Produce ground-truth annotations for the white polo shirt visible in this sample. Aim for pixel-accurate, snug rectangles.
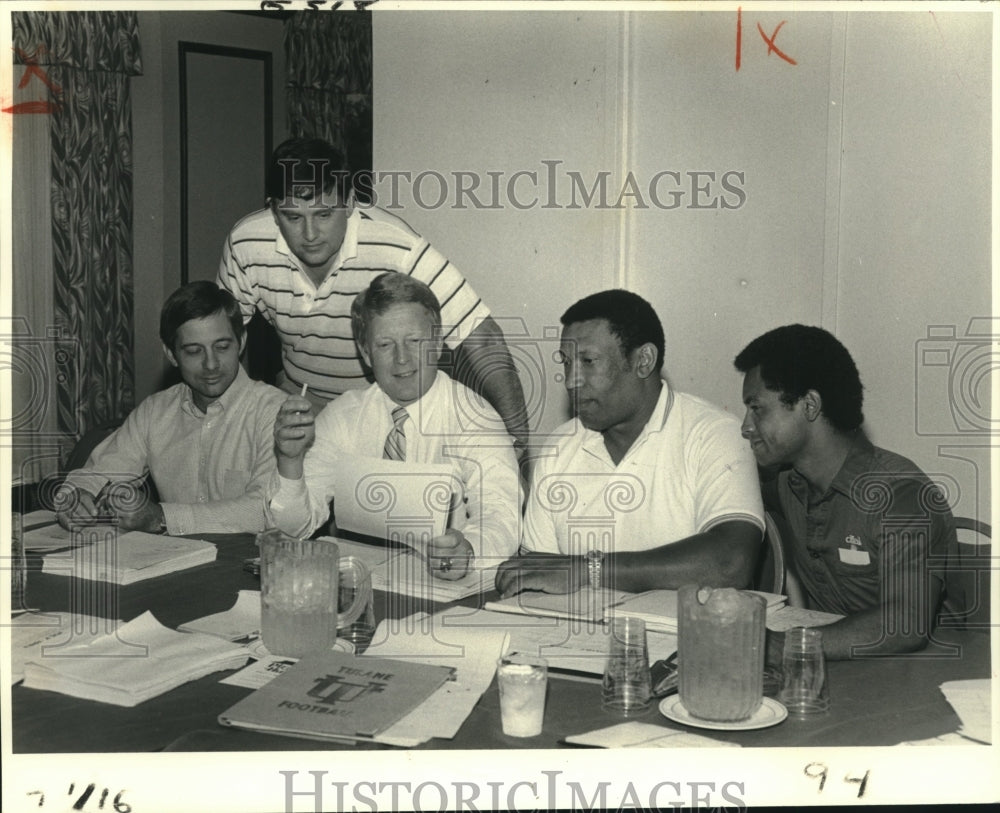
[522,382,764,554]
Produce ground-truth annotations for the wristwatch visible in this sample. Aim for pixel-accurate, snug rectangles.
[586,549,604,590]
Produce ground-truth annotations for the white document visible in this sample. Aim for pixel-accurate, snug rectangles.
[485,587,634,623]
[21,610,248,706]
[18,509,58,529]
[940,679,993,744]
[178,590,261,641]
[565,722,740,748]
[23,521,79,551]
[331,453,454,555]
[766,605,844,631]
[41,531,216,584]
[320,536,495,601]
[220,654,299,689]
[436,606,676,676]
[361,607,510,746]
[10,612,121,683]
[316,536,394,571]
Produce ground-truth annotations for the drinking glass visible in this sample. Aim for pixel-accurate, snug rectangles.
[337,564,376,652]
[602,616,652,716]
[497,652,548,737]
[778,627,830,715]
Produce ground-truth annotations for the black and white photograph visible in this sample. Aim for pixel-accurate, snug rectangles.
[2,1,996,811]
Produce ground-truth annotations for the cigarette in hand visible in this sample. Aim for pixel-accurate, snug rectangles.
[300,383,308,397]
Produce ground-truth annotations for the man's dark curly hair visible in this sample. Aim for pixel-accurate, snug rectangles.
[561,289,665,372]
[734,324,864,431]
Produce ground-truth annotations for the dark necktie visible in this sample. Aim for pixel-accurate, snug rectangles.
[382,406,408,461]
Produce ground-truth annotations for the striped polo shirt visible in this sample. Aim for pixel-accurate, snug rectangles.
[218,205,491,402]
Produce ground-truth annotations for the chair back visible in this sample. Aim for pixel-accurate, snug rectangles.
[753,511,785,595]
[940,516,992,629]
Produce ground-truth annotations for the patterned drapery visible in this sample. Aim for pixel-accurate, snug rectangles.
[12,12,142,463]
[285,11,372,192]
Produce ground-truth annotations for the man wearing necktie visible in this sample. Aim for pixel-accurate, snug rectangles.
[268,273,521,579]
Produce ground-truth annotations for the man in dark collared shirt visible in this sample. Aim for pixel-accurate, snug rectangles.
[735,324,960,660]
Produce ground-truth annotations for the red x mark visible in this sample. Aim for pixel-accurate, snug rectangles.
[2,46,63,114]
[757,20,798,66]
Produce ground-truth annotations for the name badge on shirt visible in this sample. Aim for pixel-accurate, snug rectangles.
[838,547,871,566]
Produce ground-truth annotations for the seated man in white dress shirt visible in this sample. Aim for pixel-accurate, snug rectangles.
[56,282,285,535]
[495,289,764,598]
[268,273,521,580]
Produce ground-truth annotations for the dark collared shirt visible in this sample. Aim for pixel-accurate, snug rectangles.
[770,433,958,617]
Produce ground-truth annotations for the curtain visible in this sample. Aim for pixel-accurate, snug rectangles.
[285,12,372,195]
[10,11,142,483]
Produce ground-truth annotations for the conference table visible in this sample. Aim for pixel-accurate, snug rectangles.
[10,532,992,753]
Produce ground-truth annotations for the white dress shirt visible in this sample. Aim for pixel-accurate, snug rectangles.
[65,367,284,534]
[268,372,521,566]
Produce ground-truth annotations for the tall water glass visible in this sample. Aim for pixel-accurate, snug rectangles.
[497,653,548,737]
[778,627,830,715]
[602,616,652,715]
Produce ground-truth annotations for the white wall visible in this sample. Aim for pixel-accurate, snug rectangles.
[132,11,286,402]
[835,11,992,522]
[373,11,625,436]
[373,8,991,521]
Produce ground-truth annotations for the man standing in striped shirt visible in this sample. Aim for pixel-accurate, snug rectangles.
[218,138,528,462]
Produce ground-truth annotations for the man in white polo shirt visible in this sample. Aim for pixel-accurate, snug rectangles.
[218,138,528,461]
[495,289,764,597]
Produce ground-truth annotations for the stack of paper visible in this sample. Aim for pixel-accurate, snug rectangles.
[940,679,992,744]
[179,590,261,641]
[484,587,634,623]
[326,537,497,602]
[605,589,787,633]
[11,612,121,684]
[765,605,843,631]
[19,509,58,529]
[218,650,455,742]
[42,531,217,585]
[449,607,676,676]
[21,611,248,706]
[23,521,78,552]
[360,607,511,745]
